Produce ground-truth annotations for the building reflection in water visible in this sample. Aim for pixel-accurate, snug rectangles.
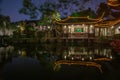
[54,45,113,74]
[0,44,117,80]
[62,46,112,61]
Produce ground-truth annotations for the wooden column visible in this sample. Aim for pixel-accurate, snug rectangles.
[99,27,101,37]
[88,25,90,43]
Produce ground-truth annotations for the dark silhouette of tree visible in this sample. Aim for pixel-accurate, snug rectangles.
[71,7,97,18]
[96,2,111,17]
[19,0,38,19]
[0,15,10,29]
[19,0,91,19]
[96,2,120,18]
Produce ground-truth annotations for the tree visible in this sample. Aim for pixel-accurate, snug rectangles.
[0,15,12,37]
[0,15,11,29]
[96,2,111,17]
[71,8,97,18]
[37,11,61,26]
[20,0,91,19]
[19,0,38,19]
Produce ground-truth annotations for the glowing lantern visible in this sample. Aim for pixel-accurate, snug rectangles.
[107,0,120,10]
[21,50,26,57]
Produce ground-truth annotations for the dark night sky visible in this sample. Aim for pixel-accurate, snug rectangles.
[0,0,106,22]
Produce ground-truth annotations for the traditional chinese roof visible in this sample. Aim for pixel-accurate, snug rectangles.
[55,10,120,28]
[55,12,105,25]
[94,18,120,27]
[107,0,120,10]
[111,12,120,18]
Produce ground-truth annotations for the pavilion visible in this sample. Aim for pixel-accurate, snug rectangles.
[54,11,120,42]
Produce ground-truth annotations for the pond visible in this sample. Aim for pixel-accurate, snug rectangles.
[0,43,120,80]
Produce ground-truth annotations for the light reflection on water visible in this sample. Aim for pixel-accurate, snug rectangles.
[0,44,120,80]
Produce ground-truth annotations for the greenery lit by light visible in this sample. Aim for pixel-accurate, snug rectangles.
[70,9,96,18]
[76,28,83,32]
[71,13,80,17]
[53,12,61,21]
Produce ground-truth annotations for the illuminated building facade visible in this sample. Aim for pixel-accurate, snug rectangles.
[54,12,120,41]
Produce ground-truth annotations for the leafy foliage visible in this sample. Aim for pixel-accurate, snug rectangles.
[37,11,61,25]
[0,15,11,29]
[70,8,97,18]
[96,2,111,17]
[19,0,113,26]
[19,0,38,18]
[20,0,91,19]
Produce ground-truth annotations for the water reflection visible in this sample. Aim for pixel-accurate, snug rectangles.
[62,45,112,61]
[0,44,120,80]
[0,46,14,64]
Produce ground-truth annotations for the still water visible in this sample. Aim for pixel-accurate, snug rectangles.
[0,43,120,80]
